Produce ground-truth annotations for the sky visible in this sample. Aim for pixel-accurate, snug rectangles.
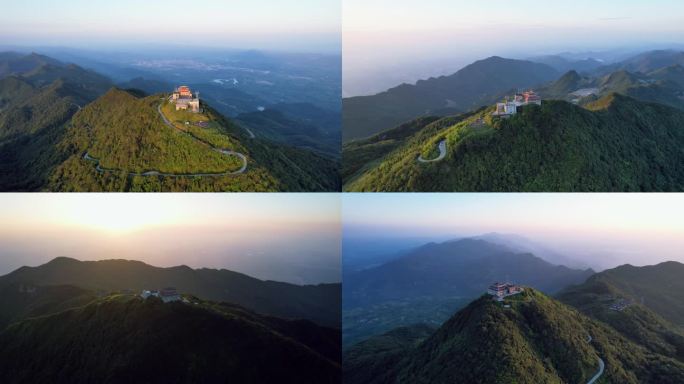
[0,0,341,53]
[344,0,684,96]
[342,193,684,271]
[0,194,341,285]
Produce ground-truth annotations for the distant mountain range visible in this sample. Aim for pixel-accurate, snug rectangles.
[343,238,593,348]
[344,238,593,308]
[342,49,684,192]
[119,76,341,157]
[0,257,341,382]
[0,52,340,191]
[345,261,684,384]
[342,56,559,142]
[527,54,604,74]
[0,257,340,328]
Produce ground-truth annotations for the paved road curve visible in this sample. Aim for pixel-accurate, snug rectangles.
[82,104,248,178]
[585,334,606,384]
[83,151,245,177]
[417,139,447,163]
[156,103,248,173]
[587,357,605,384]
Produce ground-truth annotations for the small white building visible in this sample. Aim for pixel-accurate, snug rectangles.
[160,287,181,303]
[141,289,160,299]
[487,282,524,301]
[492,90,542,117]
[494,101,519,117]
[171,85,201,113]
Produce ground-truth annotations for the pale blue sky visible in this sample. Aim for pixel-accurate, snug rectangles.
[344,0,684,95]
[342,193,684,268]
[1,0,340,52]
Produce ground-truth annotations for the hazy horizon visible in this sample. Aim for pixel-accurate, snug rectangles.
[1,0,340,54]
[0,194,341,285]
[344,0,684,96]
[342,194,684,271]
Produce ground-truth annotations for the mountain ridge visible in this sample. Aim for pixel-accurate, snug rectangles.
[345,287,684,384]
[343,56,559,141]
[0,256,341,328]
[0,53,340,192]
[344,93,684,191]
[0,293,341,383]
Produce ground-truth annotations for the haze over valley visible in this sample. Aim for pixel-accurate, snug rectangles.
[0,192,342,382]
[0,194,341,285]
[343,193,684,271]
[342,1,684,193]
[344,0,684,96]
[343,193,684,383]
[0,1,341,192]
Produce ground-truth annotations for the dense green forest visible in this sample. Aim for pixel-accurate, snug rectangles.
[0,294,341,383]
[344,94,684,191]
[0,59,112,190]
[343,239,593,349]
[0,256,342,383]
[46,89,340,192]
[345,288,684,384]
[343,50,684,192]
[558,262,684,362]
[0,53,340,192]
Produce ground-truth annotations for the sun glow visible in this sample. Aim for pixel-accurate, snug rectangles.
[52,194,186,234]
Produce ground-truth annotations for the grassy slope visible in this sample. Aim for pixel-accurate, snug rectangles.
[0,283,97,330]
[0,295,341,384]
[67,90,243,173]
[343,324,436,384]
[345,94,684,191]
[346,289,684,384]
[47,89,340,192]
[558,274,684,362]
[593,262,684,325]
[342,239,593,350]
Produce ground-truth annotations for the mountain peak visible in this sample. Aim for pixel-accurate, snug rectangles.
[101,86,141,100]
[46,256,80,265]
[561,69,580,79]
[374,288,602,383]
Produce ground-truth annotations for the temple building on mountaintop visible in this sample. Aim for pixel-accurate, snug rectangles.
[171,85,200,113]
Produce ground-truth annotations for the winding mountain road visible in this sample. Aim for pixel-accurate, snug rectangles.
[587,358,605,384]
[82,104,248,178]
[83,151,246,178]
[585,334,605,384]
[156,103,248,172]
[417,140,447,163]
